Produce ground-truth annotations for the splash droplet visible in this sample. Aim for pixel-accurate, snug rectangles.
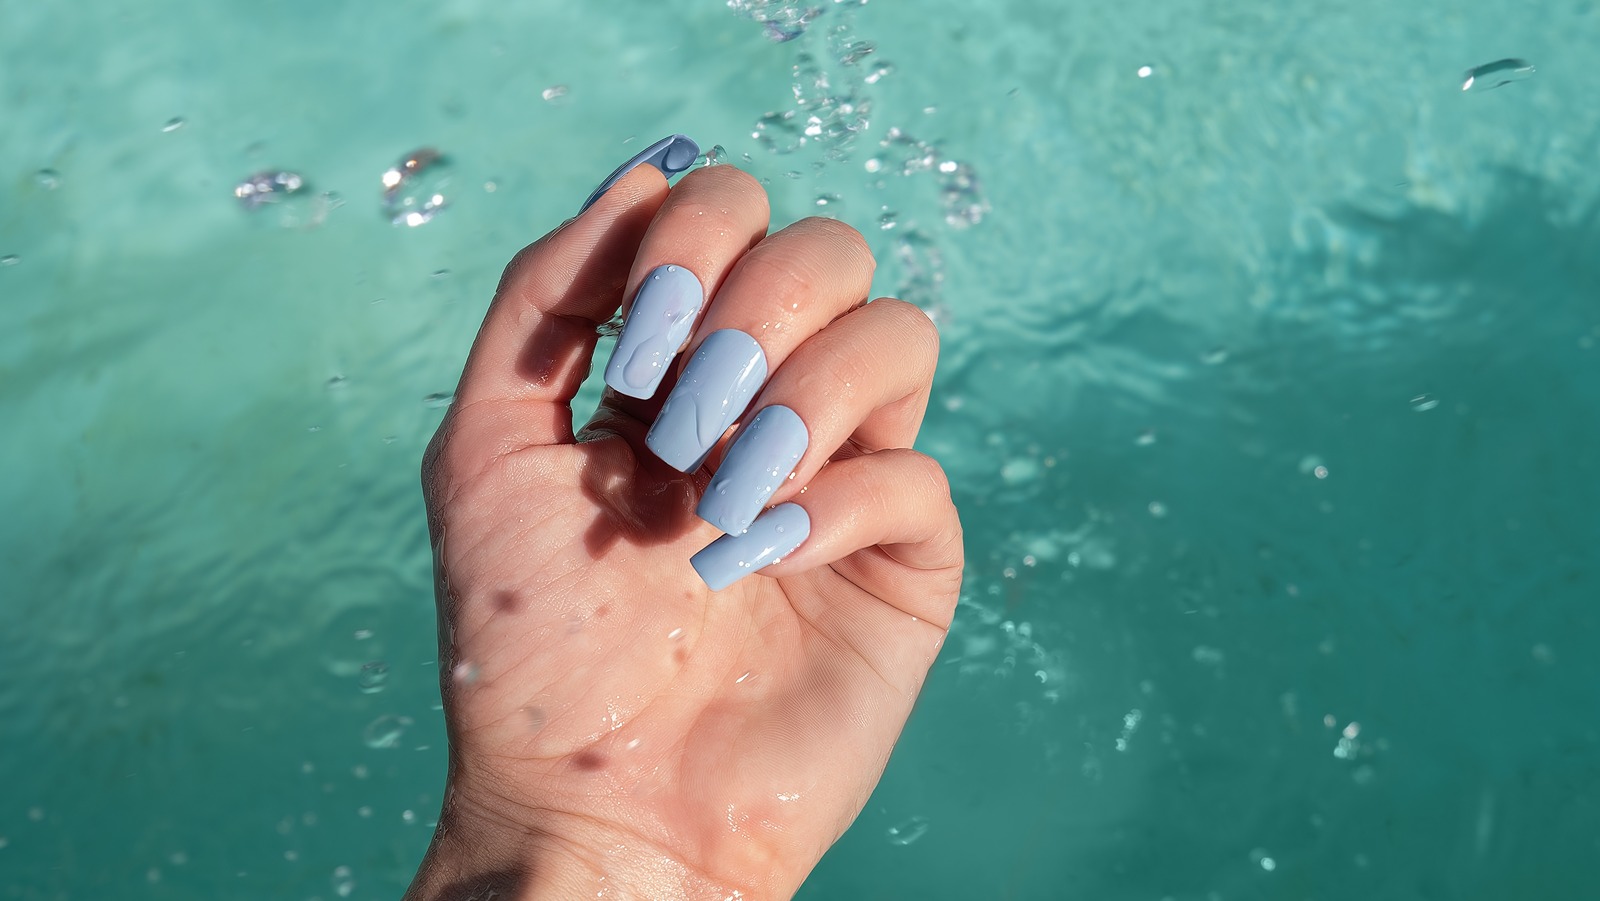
[1461,58,1534,92]
[886,815,930,846]
[357,661,389,694]
[362,714,412,749]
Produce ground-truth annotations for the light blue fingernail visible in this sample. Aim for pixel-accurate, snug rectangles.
[645,330,768,472]
[604,265,705,399]
[697,405,808,535]
[691,503,811,591]
[578,134,699,213]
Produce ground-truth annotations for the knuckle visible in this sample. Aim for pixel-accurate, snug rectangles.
[872,297,940,363]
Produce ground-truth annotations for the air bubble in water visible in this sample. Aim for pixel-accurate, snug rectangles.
[381,147,450,227]
[423,392,453,409]
[1137,65,1155,78]
[357,661,389,694]
[234,170,305,210]
[362,714,412,749]
[815,193,841,206]
[162,117,186,133]
[34,169,61,189]
[541,85,568,101]
[331,864,355,897]
[1410,394,1440,412]
[0,254,18,266]
[877,211,898,230]
[886,816,929,846]
[1461,58,1534,92]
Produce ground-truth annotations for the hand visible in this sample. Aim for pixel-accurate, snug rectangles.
[405,157,962,900]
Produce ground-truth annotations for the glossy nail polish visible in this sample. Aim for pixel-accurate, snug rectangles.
[603,265,705,399]
[690,503,811,591]
[579,134,699,213]
[645,330,767,472]
[697,405,808,535]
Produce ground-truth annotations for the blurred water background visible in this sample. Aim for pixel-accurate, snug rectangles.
[2,0,1598,897]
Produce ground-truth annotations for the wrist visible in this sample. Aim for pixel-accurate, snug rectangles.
[404,784,755,901]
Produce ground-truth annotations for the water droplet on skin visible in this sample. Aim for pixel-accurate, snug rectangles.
[362,714,412,749]
[526,707,547,731]
[886,815,930,845]
[162,116,185,132]
[452,661,479,685]
[357,661,389,694]
[735,671,752,684]
[34,169,61,189]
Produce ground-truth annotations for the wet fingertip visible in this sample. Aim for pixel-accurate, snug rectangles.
[690,503,811,591]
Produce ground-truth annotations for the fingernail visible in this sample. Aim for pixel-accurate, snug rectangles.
[646,330,767,471]
[603,265,706,399]
[691,503,810,591]
[697,405,808,535]
[579,134,700,214]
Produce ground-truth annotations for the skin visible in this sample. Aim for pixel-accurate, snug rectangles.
[404,163,963,901]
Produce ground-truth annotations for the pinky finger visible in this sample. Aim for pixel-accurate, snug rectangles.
[690,448,963,622]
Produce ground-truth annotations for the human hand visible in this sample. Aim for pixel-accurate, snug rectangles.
[406,141,963,900]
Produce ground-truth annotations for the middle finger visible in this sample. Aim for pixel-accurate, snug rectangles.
[643,216,875,472]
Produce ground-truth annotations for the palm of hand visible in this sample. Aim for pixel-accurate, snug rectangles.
[425,400,958,891]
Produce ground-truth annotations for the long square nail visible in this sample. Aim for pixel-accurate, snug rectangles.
[604,265,705,399]
[579,134,699,213]
[697,405,808,535]
[645,330,767,472]
[690,503,810,591]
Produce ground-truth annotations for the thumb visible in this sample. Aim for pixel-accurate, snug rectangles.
[451,161,673,444]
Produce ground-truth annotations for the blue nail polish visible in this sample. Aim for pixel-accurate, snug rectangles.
[691,503,811,591]
[698,405,808,535]
[645,330,767,472]
[579,134,699,213]
[603,265,706,399]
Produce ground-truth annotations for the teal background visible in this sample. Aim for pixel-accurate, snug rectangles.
[3,0,1598,897]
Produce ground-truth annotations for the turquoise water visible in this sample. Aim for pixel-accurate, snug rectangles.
[3,0,1599,897]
